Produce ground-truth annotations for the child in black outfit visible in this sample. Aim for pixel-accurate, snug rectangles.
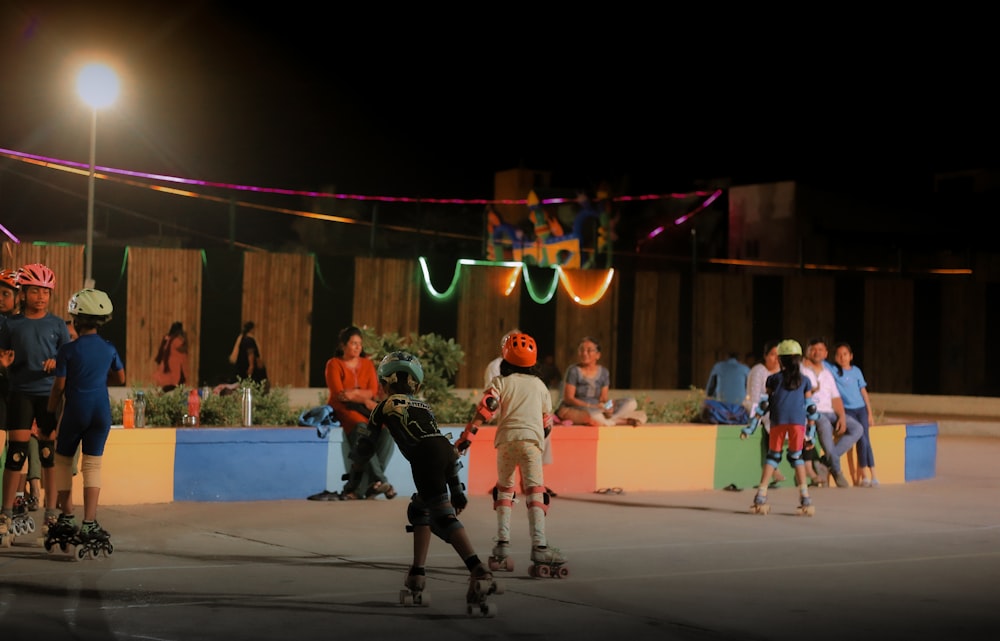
[341,351,502,614]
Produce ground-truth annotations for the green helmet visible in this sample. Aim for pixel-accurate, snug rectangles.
[776,339,802,356]
[377,351,424,393]
[68,288,113,316]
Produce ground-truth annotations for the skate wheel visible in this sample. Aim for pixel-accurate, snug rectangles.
[492,581,504,595]
[557,566,569,578]
[417,592,430,606]
[483,603,498,617]
[537,564,551,578]
[798,506,815,517]
[43,539,53,552]
[75,546,88,562]
[59,541,69,553]
[488,558,500,571]
[25,519,35,534]
[399,589,413,605]
[504,557,514,572]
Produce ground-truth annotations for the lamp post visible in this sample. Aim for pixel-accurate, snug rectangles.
[76,63,119,289]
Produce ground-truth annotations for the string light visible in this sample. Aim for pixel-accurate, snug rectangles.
[418,258,614,305]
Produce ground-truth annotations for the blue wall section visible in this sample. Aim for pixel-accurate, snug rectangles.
[904,422,938,481]
[175,428,329,501]
[173,426,470,502]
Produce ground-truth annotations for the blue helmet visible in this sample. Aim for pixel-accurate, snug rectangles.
[377,351,424,393]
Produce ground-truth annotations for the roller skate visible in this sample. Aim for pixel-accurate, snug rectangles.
[488,540,514,572]
[529,545,568,578]
[399,569,430,606]
[466,567,502,617]
[797,495,816,517]
[750,492,770,515]
[76,521,114,560]
[10,497,36,538]
[43,514,80,558]
[0,513,13,548]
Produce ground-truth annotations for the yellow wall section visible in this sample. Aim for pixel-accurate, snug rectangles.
[72,428,176,505]
[596,426,718,491]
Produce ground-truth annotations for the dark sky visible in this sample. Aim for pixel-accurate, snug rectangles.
[1,2,997,216]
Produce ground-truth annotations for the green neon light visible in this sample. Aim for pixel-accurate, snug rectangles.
[420,257,564,303]
[521,264,559,304]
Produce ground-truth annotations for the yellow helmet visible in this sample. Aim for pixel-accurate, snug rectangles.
[776,339,802,356]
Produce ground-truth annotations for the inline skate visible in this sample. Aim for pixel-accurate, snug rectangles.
[76,521,114,560]
[0,513,13,547]
[43,514,80,557]
[529,545,568,578]
[10,496,36,538]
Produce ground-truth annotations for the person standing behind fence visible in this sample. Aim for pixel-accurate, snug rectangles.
[153,321,189,392]
[831,342,877,487]
[229,321,267,385]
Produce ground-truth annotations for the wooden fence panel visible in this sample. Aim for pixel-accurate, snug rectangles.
[865,278,914,393]
[554,269,620,387]
[783,274,836,346]
[2,242,84,321]
[353,256,420,337]
[242,252,314,387]
[454,264,521,388]
[692,273,753,388]
[126,247,203,387]
[631,271,681,389]
[939,280,986,395]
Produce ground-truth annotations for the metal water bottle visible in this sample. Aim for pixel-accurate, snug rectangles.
[241,387,253,426]
[134,391,146,428]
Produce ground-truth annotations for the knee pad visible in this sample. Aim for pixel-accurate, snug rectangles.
[54,454,74,493]
[429,502,463,543]
[406,494,431,529]
[524,485,549,514]
[37,439,56,468]
[81,455,102,488]
[493,484,516,510]
[765,449,782,469]
[4,440,29,471]
[786,449,804,467]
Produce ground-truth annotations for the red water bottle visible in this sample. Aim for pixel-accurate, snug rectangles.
[188,389,201,427]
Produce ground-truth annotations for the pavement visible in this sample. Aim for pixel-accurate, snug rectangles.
[1,434,998,641]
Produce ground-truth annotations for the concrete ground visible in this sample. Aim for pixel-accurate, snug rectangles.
[1,434,998,641]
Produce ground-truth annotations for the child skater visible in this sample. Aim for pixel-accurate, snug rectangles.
[340,351,502,616]
[456,332,567,578]
[44,289,125,557]
[740,339,817,516]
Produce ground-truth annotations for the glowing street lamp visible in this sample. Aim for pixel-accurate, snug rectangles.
[76,63,119,289]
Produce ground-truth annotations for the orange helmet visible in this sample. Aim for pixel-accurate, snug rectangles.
[18,263,55,290]
[0,268,19,291]
[502,332,538,368]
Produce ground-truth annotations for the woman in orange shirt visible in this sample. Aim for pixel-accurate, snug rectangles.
[325,326,395,499]
[152,322,189,392]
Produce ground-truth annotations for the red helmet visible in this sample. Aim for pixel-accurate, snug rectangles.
[18,263,55,289]
[502,332,538,368]
[0,268,19,291]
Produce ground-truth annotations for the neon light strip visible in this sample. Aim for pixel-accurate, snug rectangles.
[0,223,19,243]
[0,147,714,205]
[556,267,615,305]
[521,265,560,304]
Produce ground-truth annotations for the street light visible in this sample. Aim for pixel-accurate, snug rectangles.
[76,63,119,289]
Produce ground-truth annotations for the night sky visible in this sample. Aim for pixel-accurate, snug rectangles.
[1,3,997,243]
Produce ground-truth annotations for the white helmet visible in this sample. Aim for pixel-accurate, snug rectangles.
[68,288,113,316]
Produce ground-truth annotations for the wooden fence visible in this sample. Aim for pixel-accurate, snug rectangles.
[2,242,993,396]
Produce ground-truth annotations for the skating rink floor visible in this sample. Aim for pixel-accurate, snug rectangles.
[1,435,998,641]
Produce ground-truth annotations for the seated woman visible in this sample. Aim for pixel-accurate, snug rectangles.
[325,326,395,499]
[555,336,647,426]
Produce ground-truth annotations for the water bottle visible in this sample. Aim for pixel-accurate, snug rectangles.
[241,386,253,426]
[187,388,201,427]
[134,391,146,428]
[123,398,135,429]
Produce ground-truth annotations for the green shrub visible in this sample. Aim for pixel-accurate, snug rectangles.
[113,379,299,427]
[638,387,706,423]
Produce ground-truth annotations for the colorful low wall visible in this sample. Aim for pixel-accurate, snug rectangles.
[1,422,938,504]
